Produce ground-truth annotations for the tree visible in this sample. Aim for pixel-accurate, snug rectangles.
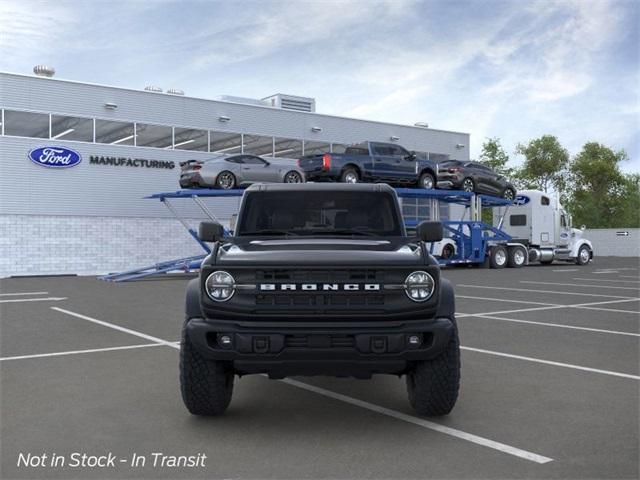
[515,135,569,193]
[565,142,638,228]
[479,137,514,177]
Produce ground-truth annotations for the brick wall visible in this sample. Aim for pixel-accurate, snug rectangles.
[0,215,216,277]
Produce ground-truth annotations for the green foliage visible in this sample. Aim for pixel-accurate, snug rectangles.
[565,143,638,228]
[479,137,514,177]
[515,135,569,193]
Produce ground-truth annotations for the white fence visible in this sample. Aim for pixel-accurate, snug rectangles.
[584,228,640,257]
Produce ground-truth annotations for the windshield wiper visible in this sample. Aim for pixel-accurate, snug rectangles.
[239,229,299,236]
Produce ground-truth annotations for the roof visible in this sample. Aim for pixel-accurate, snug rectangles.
[246,182,396,193]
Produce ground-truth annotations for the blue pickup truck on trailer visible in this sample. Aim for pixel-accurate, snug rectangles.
[298,141,439,189]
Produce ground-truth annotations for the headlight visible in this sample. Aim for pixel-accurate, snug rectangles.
[205,271,235,302]
[404,271,435,302]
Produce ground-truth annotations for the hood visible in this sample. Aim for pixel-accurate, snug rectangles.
[215,237,423,266]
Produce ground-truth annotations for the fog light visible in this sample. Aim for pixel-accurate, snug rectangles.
[219,335,232,348]
[408,335,421,345]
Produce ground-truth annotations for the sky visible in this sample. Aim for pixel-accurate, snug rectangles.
[1,0,638,172]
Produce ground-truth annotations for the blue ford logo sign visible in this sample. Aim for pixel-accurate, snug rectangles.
[28,146,82,168]
[513,195,530,206]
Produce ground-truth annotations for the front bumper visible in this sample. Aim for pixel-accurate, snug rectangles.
[185,316,455,378]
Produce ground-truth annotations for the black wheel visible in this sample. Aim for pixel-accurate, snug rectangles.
[180,321,234,415]
[576,245,591,265]
[461,177,475,192]
[216,171,236,189]
[507,246,526,268]
[284,170,303,183]
[419,172,436,190]
[441,243,455,260]
[503,187,516,201]
[489,245,508,269]
[406,321,460,416]
[340,168,359,183]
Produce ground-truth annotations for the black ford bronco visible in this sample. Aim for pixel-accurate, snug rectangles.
[180,183,460,416]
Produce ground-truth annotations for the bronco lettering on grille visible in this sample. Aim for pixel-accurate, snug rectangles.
[259,284,381,291]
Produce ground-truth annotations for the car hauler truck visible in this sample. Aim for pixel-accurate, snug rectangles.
[493,190,593,266]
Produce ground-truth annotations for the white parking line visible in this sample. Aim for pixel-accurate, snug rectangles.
[457,295,559,307]
[552,269,579,272]
[457,284,636,299]
[572,278,640,284]
[520,281,639,291]
[0,297,67,304]
[456,298,640,318]
[51,307,178,348]
[280,378,553,464]
[0,291,49,296]
[0,343,169,361]
[461,347,640,380]
[460,314,640,337]
[621,275,640,279]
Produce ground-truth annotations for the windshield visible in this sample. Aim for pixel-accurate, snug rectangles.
[237,191,403,237]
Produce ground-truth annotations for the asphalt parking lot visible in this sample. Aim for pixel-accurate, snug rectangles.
[1,257,638,479]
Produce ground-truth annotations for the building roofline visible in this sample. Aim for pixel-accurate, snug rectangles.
[0,71,470,137]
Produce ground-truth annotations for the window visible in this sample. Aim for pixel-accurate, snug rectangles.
[244,134,274,156]
[561,214,567,227]
[510,215,527,226]
[51,114,93,142]
[210,131,243,154]
[372,144,392,155]
[389,145,410,157]
[331,143,348,154]
[225,156,244,164]
[4,110,49,138]
[173,127,208,151]
[429,153,450,163]
[136,123,172,148]
[345,146,369,156]
[541,196,550,206]
[95,119,135,145]
[304,140,331,156]
[242,155,267,165]
[273,137,303,158]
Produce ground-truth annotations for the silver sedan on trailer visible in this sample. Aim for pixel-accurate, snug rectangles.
[179,154,305,189]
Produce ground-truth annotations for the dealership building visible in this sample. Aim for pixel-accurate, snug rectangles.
[0,70,470,277]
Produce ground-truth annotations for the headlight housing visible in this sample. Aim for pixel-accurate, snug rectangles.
[404,271,435,302]
[205,271,235,302]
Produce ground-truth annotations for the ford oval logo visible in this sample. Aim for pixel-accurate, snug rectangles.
[513,195,530,206]
[28,146,82,169]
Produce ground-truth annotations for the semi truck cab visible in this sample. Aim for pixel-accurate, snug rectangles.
[494,190,593,265]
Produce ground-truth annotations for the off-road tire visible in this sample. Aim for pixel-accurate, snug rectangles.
[180,321,234,415]
[489,245,508,269]
[340,168,359,183]
[406,322,460,416]
[419,172,436,190]
[507,246,526,268]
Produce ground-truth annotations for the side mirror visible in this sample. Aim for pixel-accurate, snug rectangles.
[417,221,443,242]
[199,221,225,242]
[406,151,417,161]
[581,224,586,231]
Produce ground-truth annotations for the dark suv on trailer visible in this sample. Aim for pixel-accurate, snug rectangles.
[180,183,460,416]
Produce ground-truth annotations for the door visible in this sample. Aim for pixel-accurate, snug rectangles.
[558,211,571,247]
[470,163,499,195]
[388,144,416,182]
[371,143,413,182]
[239,155,272,184]
[370,143,396,181]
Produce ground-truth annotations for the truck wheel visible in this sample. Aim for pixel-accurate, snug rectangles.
[216,171,236,189]
[180,321,234,415]
[340,168,359,183]
[406,322,460,416]
[441,243,455,259]
[507,246,526,268]
[489,245,507,269]
[419,172,435,190]
[576,245,591,265]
